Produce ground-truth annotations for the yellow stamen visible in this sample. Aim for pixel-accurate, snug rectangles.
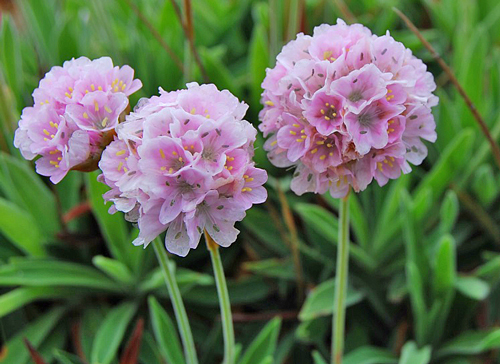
[98,86,103,91]
[121,84,126,91]
[245,177,254,182]
[49,160,58,165]
[377,162,383,172]
[160,166,167,171]
[105,106,112,113]
[296,139,304,142]
[57,157,62,161]
[265,100,274,106]
[101,117,109,127]
[83,112,89,119]
[114,86,119,92]
[178,157,183,162]
[69,87,73,92]
[94,101,99,112]
[43,129,50,136]
[319,155,326,160]
[117,162,123,171]
[169,168,173,174]
[316,141,325,145]
[116,150,126,156]
[271,140,277,146]
[311,148,318,154]
[325,116,330,120]
[320,109,325,115]
[159,149,166,159]
[172,151,178,156]
[49,150,59,154]
[91,84,95,91]
[227,166,233,171]
[190,107,196,115]
[290,130,297,135]
[65,92,71,98]
[301,135,307,139]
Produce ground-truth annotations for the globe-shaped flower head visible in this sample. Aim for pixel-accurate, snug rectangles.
[14,56,142,183]
[99,83,267,256]
[259,19,438,197]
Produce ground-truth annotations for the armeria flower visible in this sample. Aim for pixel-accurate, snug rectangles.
[259,19,438,197]
[14,56,142,183]
[99,83,267,257]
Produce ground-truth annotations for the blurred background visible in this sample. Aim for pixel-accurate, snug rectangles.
[1,0,500,363]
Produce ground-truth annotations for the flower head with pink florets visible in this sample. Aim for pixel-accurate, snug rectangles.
[99,83,267,256]
[14,56,142,183]
[259,19,438,197]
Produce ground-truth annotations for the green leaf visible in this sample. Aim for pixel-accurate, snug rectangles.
[148,296,185,364]
[90,302,137,364]
[0,197,45,256]
[455,276,490,300]
[53,350,84,364]
[0,259,122,292]
[414,129,474,202]
[92,255,134,284]
[0,287,71,319]
[406,262,426,346]
[299,278,365,321]
[139,266,213,293]
[248,23,269,107]
[294,203,376,270]
[433,235,456,296]
[437,329,500,358]
[399,341,431,364]
[439,190,459,234]
[243,259,295,280]
[0,16,22,99]
[238,317,282,364]
[0,152,60,237]
[183,276,271,306]
[85,172,134,270]
[0,307,66,364]
[312,351,328,364]
[344,346,397,364]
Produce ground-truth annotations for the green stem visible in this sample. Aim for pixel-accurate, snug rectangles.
[153,237,198,364]
[205,231,235,364]
[332,194,350,364]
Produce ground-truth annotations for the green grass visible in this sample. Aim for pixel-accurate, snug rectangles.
[1,0,500,363]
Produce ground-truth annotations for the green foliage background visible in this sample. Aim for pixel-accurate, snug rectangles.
[1,0,500,363]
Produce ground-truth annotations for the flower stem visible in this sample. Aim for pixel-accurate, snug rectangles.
[332,193,350,364]
[205,231,235,364]
[152,237,198,364]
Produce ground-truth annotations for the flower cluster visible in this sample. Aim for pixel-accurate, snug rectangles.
[14,56,142,183]
[99,83,267,256]
[259,19,438,197]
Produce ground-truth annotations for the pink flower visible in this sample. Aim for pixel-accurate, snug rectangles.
[99,83,267,257]
[14,56,142,183]
[259,19,438,197]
